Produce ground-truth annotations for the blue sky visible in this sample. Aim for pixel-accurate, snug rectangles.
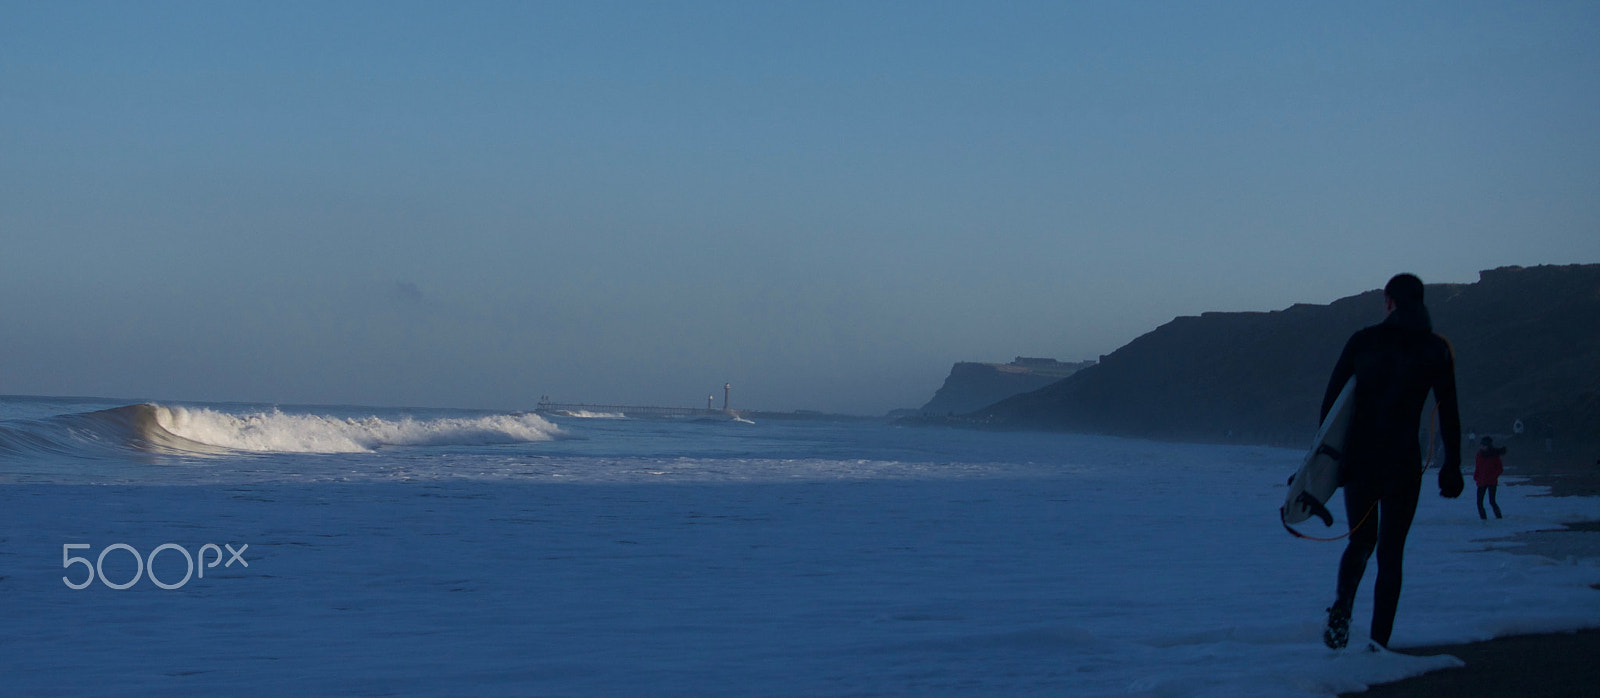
[3,1,1597,414]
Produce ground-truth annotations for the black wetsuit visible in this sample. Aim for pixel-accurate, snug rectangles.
[1321,307,1462,648]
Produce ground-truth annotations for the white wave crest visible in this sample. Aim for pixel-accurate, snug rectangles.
[151,406,562,454]
[551,410,627,419]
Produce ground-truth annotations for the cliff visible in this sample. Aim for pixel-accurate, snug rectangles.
[974,265,1600,452]
[919,357,1094,416]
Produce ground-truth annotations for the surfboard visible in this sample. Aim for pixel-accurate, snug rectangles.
[1282,377,1356,529]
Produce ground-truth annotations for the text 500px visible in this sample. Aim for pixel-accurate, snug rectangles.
[62,543,249,590]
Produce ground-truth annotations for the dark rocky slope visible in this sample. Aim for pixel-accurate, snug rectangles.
[974,265,1600,453]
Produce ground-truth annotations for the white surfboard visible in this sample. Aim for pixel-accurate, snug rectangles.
[1282,377,1356,529]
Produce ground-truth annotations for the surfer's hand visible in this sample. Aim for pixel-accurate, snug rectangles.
[1439,464,1464,499]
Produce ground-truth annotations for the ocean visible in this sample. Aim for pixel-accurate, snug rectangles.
[3,394,1598,696]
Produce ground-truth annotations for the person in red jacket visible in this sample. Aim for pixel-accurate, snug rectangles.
[1475,436,1506,519]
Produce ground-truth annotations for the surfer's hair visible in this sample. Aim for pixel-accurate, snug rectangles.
[1384,273,1425,310]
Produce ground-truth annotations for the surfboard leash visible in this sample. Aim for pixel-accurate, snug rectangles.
[1281,502,1379,542]
[1422,403,1441,475]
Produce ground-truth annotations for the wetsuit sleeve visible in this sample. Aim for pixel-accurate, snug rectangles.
[1434,337,1463,469]
[1321,335,1358,423]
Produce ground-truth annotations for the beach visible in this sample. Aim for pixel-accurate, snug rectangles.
[1343,449,1600,697]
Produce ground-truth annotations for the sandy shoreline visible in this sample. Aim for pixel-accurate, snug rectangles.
[1341,452,1600,697]
[1349,629,1600,697]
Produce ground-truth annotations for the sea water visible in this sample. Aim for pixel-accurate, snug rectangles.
[2,395,1598,696]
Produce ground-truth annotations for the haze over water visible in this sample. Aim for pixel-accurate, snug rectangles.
[4,2,1599,414]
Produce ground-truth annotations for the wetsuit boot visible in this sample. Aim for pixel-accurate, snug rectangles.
[1324,605,1351,649]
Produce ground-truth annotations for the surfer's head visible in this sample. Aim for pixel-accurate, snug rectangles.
[1384,273,1425,312]
[1481,436,1495,447]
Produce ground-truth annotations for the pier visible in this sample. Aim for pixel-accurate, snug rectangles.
[533,400,738,419]
[535,383,743,420]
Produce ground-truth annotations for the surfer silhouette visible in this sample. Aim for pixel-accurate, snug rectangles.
[1320,273,1463,651]
[1475,436,1506,519]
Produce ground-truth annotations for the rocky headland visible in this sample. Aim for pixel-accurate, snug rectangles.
[916,357,1094,417]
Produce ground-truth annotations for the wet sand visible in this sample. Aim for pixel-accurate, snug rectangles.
[1341,451,1600,697]
[1347,629,1600,697]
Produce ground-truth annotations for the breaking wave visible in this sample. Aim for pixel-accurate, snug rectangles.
[0,404,563,458]
[545,410,627,419]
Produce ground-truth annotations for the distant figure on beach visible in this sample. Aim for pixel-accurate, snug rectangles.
[1320,274,1462,651]
[1475,437,1507,519]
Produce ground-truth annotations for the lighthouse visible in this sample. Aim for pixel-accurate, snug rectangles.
[723,383,731,412]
